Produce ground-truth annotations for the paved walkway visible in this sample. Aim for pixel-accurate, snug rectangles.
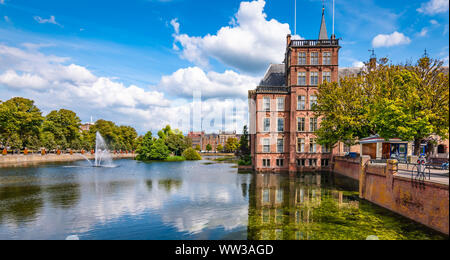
[397,164,449,185]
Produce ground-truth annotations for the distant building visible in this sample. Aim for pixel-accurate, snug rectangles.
[187,131,241,152]
[80,122,94,132]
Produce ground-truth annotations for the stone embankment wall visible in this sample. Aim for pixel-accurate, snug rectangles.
[333,156,449,235]
[0,153,135,166]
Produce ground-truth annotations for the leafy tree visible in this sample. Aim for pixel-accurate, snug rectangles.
[314,57,449,154]
[237,125,251,165]
[42,109,81,149]
[206,144,212,152]
[147,139,170,160]
[182,148,202,161]
[225,138,239,153]
[217,144,224,152]
[40,131,57,151]
[136,131,154,160]
[0,97,43,149]
[195,144,201,151]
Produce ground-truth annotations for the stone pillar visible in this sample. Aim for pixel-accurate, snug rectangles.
[376,142,382,159]
[359,155,371,199]
[386,159,398,193]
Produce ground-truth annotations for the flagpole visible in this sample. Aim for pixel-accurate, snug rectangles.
[294,0,297,36]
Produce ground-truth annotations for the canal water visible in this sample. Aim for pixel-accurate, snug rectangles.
[0,158,446,240]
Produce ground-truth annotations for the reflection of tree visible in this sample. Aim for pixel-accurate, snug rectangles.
[158,179,182,193]
[247,172,445,240]
[146,180,153,191]
[0,185,44,224]
[46,183,80,209]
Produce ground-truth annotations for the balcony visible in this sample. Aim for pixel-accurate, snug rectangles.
[290,39,339,47]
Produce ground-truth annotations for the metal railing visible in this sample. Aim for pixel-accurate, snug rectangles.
[290,39,339,47]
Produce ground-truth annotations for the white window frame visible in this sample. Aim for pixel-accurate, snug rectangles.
[277,118,284,132]
[323,52,331,65]
[263,138,270,153]
[277,97,285,111]
[297,138,305,153]
[310,72,318,86]
[323,71,331,83]
[277,138,284,153]
[297,72,306,85]
[263,118,270,132]
[263,97,270,111]
[297,95,306,110]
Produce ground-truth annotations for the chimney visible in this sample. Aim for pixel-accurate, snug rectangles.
[287,34,292,47]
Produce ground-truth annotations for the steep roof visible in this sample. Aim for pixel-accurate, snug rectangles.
[319,8,329,40]
[259,64,286,86]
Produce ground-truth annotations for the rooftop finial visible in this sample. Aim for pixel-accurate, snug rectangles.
[319,1,329,40]
[369,49,376,59]
[423,48,429,58]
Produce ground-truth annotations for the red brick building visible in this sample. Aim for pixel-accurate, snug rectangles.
[187,131,241,152]
[249,7,358,173]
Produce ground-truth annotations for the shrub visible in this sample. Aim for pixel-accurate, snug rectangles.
[182,148,202,161]
[165,156,186,162]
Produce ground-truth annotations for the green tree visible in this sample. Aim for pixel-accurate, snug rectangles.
[217,144,224,152]
[182,147,202,161]
[136,131,154,160]
[195,144,201,151]
[0,97,44,149]
[225,138,239,153]
[237,125,251,166]
[206,144,212,152]
[314,57,449,154]
[42,109,81,149]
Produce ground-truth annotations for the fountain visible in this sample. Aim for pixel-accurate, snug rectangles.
[76,132,115,167]
[94,132,114,167]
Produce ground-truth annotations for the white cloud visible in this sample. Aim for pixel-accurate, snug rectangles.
[417,28,429,37]
[430,19,439,25]
[352,61,365,68]
[372,31,411,48]
[159,67,259,99]
[0,70,48,89]
[34,15,62,27]
[0,0,5,5]
[170,18,180,35]
[417,0,449,15]
[172,0,291,73]
[3,16,10,23]
[0,43,251,134]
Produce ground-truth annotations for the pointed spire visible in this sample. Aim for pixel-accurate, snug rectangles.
[319,5,329,40]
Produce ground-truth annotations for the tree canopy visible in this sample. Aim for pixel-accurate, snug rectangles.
[314,57,449,154]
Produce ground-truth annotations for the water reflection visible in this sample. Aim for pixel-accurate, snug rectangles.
[0,185,43,224]
[247,172,444,240]
[0,159,446,240]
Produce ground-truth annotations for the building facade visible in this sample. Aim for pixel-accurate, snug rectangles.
[249,8,359,173]
[187,131,241,152]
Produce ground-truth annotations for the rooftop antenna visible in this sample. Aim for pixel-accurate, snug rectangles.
[423,48,429,58]
[332,0,335,37]
[294,0,297,36]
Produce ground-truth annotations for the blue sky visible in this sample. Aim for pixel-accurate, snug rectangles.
[0,0,449,134]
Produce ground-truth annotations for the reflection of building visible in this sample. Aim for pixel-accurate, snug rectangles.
[187,131,242,152]
[247,172,360,240]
